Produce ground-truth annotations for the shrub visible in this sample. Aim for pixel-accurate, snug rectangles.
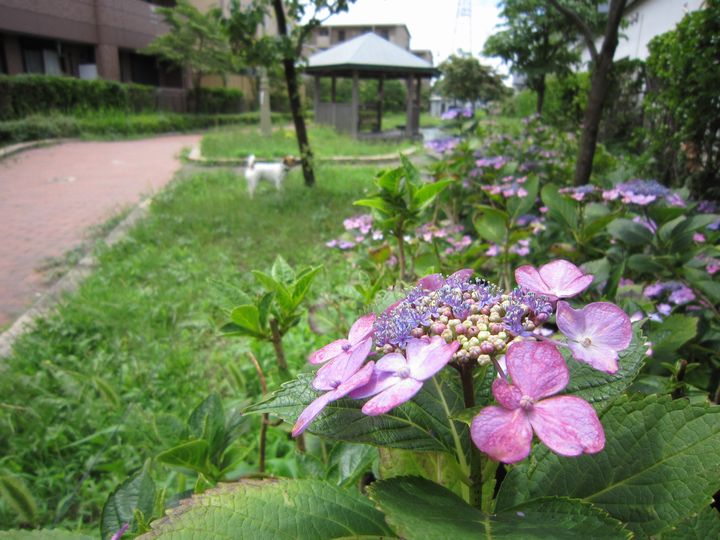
[0,75,155,120]
[187,87,244,114]
[643,0,720,198]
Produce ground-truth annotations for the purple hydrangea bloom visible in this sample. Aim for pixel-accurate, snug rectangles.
[503,288,553,337]
[425,137,461,154]
[668,284,695,305]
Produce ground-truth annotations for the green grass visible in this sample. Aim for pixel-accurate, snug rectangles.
[200,123,416,160]
[0,164,378,531]
[382,111,444,129]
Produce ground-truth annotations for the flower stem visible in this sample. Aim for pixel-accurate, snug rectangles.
[269,318,290,378]
[248,352,269,473]
[460,364,483,509]
[395,229,407,281]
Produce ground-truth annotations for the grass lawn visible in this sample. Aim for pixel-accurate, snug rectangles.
[0,164,378,531]
[382,111,444,129]
[200,123,417,160]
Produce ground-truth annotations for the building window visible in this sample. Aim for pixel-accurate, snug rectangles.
[378,29,389,40]
[319,28,329,36]
[337,30,346,42]
[0,39,7,74]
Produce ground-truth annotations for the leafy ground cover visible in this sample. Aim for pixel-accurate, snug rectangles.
[200,123,416,159]
[0,111,290,146]
[0,164,377,531]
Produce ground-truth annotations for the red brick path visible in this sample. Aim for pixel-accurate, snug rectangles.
[0,134,201,328]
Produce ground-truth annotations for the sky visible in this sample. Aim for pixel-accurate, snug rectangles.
[321,0,507,71]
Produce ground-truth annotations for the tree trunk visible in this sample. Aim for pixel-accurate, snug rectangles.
[271,0,315,187]
[573,0,627,186]
[536,75,546,116]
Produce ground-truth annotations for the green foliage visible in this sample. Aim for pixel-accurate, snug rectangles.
[137,479,393,539]
[0,532,92,540]
[0,75,154,121]
[647,314,698,361]
[644,0,720,198]
[186,87,244,114]
[437,55,508,105]
[0,475,37,526]
[101,465,156,540]
[497,395,720,537]
[369,476,629,539]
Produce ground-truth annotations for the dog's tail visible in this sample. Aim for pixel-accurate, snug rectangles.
[246,154,255,170]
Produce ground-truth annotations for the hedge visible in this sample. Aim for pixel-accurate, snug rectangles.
[187,87,245,114]
[0,75,155,120]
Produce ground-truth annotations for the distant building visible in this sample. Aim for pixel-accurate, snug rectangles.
[580,0,705,64]
[0,0,183,87]
[306,24,411,55]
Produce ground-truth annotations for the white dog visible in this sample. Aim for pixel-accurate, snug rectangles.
[244,154,297,197]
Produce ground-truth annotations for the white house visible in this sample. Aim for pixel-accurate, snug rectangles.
[580,0,706,64]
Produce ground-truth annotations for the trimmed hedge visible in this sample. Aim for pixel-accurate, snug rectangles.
[0,111,290,145]
[0,75,155,120]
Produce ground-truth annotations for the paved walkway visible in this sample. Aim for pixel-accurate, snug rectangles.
[0,134,201,328]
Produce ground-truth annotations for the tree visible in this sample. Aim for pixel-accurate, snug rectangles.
[143,0,235,113]
[437,55,507,110]
[547,0,628,186]
[484,0,579,116]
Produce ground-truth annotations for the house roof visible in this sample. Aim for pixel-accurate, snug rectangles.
[305,33,438,79]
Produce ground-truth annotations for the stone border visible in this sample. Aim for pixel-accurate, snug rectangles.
[186,144,419,167]
[0,198,152,359]
[0,139,70,161]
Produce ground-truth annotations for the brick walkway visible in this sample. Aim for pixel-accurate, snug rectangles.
[0,134,201,328]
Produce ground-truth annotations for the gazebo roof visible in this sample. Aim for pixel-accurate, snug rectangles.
[305,33,438,79]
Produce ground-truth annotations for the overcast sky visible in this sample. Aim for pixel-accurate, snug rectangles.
[321,0,506,71]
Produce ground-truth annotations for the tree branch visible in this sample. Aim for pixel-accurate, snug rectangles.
[547,0,598,62]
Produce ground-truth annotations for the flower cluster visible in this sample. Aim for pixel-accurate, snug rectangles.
[441,107,474,120]
[425,137,461,154]
[602,179,685,207]
[294,260,632,465]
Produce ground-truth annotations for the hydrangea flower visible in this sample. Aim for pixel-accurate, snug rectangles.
[556,301,632,373]
[471,341,604,463]
[515,259,593,301]
[309,313,375,365]
[350,336,459,416]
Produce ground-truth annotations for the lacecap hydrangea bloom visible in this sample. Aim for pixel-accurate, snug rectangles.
[293,260,632,464]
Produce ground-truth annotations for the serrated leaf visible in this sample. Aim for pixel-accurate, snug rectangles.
[257,291,274,330]
[661,506,720,539]
[474,208,507,245]
[271,255,295,283]
[252,270,294,311]
[368,476,629,539]
[330,443,377,486]
[138,479,393,539]
[496,395,720,537]
[412,179,453,211]
[607,218,654,246]
[541,184,578,231]
[353,197,395,215]
[563,323,646,410]
[188,394,225,458]
[508,176,539,224]
[376,167,404,194]
[229,304,262,335]
[648,314,698,360]
[156,440,211,475]
[292,265,322,305]
[245,371,467,455]
[627,253,665,274]
[101,465,156,540]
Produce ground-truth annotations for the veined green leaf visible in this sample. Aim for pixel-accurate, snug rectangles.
[412,179,454,211]
[229,304,261,334]
[137,479,393,539]
[0,475,37,526]
[541,184,578,231]
[101,465,155,540]
[496,395,720,537]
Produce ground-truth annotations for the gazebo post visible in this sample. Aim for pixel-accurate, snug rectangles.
[331,76,337,128]
[351,70,359,138]
[404,77,413,137]
[414,75,422,135]
[313,75,321,120]
[377,75,384,133]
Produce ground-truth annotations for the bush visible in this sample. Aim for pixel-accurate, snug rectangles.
[0,75,155,120]
[187,87,244,114]
[643,0,720,198]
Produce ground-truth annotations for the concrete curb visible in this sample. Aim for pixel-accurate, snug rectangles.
[0,139,71,161]
[0,198,152,359]
[186,144,420,167]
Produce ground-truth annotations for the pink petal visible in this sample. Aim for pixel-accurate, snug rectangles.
[471,406,533,464]
[506,341,568,400]
[348,370,400,399]
[312,338,372,391]
[375,352,408,373]
[515,265,552,298]
[417,273,445,291]
[406,336,459,381]
[566,341,619,373]
[348,313,376,344]
[555,301,585,342]
[308,339,350,365]
[580,302,632,351]
[335,361,376,396]
[361,378,423,416]
[492,378,522,409]
[538,259,593,298]
[528,395,605,456]
[292,391,337,436]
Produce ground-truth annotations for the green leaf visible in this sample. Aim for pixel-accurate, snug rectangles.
[379,449,466,497]
[188,394,225,457]
[627,253,666,274]
[92,376,120,409]
[246,371,468,455]
[648,314,698,359]
[0,475,37,526]
[496,395,720,537]
[607,218,654,246]
[661,506,720,539]
[229,304,262,335]
[473,207,508,245]
[101,465,156,540]
[508,176,539,224]
[271,255,295,284]
[257,291,274,330]
[563,323,646,410]
[368,476,629,539]
[292,265,322,305]
[0,532,93,540]
[376,166,404,194]
[412,179,453,211]
[330,443,377,487]
[137,479,392,539]
[353,197,395,216]
[252,270,294,311]
[541,184,578,230]
[156,440,211,475]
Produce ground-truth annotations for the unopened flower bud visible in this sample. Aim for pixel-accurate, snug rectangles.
[439,315,449,324]
[455,323,467,335]
[489,312,502,323]
[430,322,446,335]
[480,341,495,354]
[468,346,481,358]
[490,323,503,334]
[477,354,492,366]
[448,319,461,328]
[467,326,478,337]
[411,327,425,338]
[441,329,454,342]
[477,330,490,341]
[535,312,549,323]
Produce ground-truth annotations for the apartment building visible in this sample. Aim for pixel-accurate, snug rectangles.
[0,0,183,87]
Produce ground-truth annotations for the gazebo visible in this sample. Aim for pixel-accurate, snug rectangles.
[305,33,439,139]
